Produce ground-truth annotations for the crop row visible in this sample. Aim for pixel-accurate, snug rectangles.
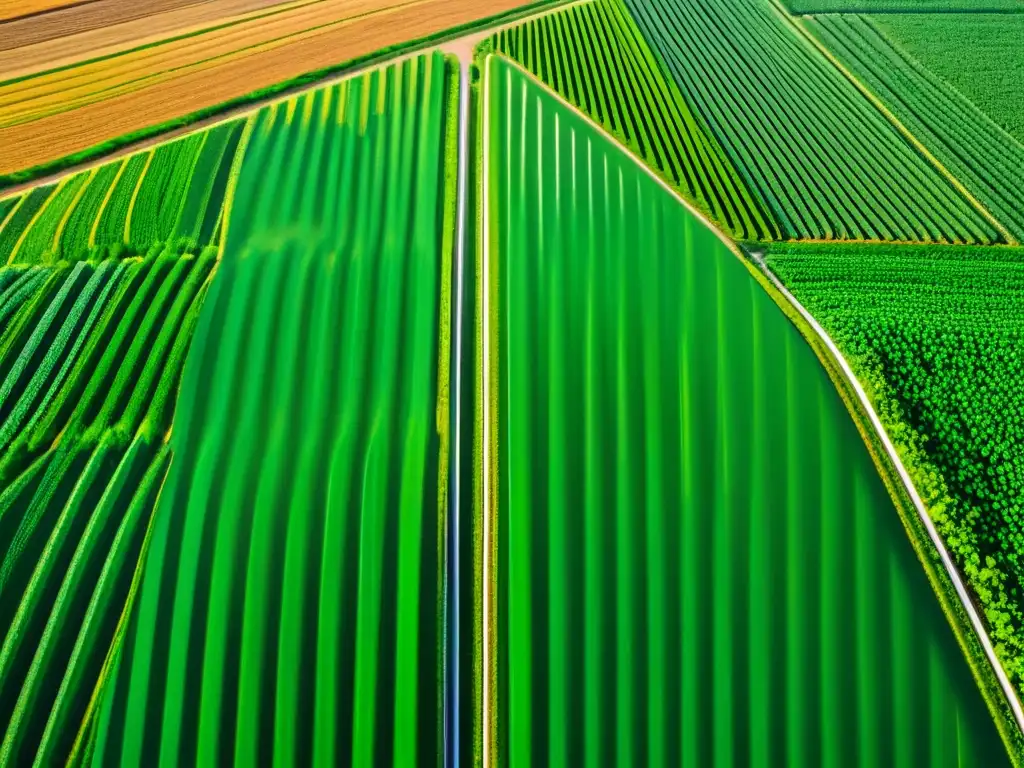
[767,242,1024,690]
[0,249,214,766]
[622,0,999,243]
[484,55,1007,767]
[784,0,1023,11]
[806,14,1024,242]
[867,13,1024,149]
[0,120,242,265]
[490,0,779,241]
[84,52,456,767]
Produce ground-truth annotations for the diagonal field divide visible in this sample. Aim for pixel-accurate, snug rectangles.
[479,48,1024,763]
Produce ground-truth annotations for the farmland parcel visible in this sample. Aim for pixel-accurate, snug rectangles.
[482,54,1008,767]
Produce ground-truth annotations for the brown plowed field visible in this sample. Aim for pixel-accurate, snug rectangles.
[0,0,83,23]
[0,0,292,76]
[0,0,530,176]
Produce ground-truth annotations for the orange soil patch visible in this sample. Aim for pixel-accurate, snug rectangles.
[0,0,297,79]
[0,0,82,22]
[0,0,529,176]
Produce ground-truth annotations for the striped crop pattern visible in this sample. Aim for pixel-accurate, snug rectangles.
[806,14,1024,243]
[0,249,215,766]
[0,120,242,265]
[484,55,1009,767]
[622,0,999,244]
[491,0,779,241]
[84,53,455,767]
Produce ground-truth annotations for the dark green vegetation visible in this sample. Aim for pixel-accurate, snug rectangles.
[767,242,1024,687]
[83,52,455,766]
[0,121,243,266]
[785,1,1024,11]
[621,0,1000,243]
[0,71,237,767]
[804,13,1024,242]
[490,0,779,241]
[0,247,214,766]
[870,13,1024,147]
[486,55,1009,767]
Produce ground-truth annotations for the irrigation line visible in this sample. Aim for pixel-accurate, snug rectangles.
[749,249,1024,736]
[480,51,494,768]
[486,52,1024,746]
[442,49,471,768]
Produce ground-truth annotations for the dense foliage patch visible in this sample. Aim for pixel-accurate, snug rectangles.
[767,242,1024,683]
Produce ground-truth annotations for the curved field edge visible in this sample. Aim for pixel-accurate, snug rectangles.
[0,0,571,195]
[743,245,1024,763]
[476,50,1024,762]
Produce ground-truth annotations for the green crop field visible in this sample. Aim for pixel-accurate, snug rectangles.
[767,242,1024,686]
[81,52,456,767]
[483,54,1009,766]
[803,14,1024,242]
[0,248,213,766]
[4,1,1024,764]
[490,0,779,241]
[621,0,999,243]
[0,121,242,265]
[869,13,1024,147]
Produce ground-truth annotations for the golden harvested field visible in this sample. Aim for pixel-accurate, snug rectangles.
[0,0,529,176]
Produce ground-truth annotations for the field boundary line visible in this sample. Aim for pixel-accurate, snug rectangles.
[441,48,471,768]
[490,51,1024,745]
[480,50,494,768]
[749,248,1024,736]
[775,0,1018,245]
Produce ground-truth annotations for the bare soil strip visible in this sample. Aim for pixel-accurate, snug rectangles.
[0,0,87,24]
[0,0,294,78]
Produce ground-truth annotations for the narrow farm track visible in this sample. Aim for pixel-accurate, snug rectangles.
[442,48,471,768]
[0,251,214,767]
[482,54,1011,766]
[492,0,779,241]
[621,0,1000,244]
[0,0,532,178]
[83,53,456,766]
